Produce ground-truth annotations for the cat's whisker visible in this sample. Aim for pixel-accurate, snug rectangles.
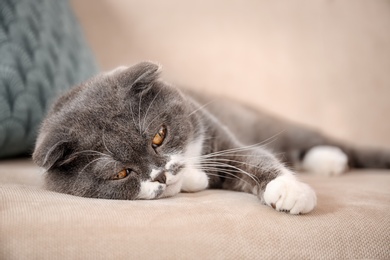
[72,150,112,158]
[129,101,140,133]
[143,108,169,134]
[102,130,114,155]
[78,157,107,175]
[187,100,215,118]
[188,132,284,160]
[142,88,163,131]
[199,158,263,170]
[195,168,243,181]
[99,159,115,176]
[180,152,284,166]
[200,137,215,141]
[203,138,280,158]
[189,153,285,164]
[138,94,143,135]
[207,153,285,159]
[200,154,287,166]
[200,172,236,180]
[111,161,119,178]
[194,166,253,187]
[188,148,266,162]
[42,140,66,166]
[198,161,260,187]
[192,161,260,187]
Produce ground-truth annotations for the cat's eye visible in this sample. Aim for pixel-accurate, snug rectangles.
[152,125,167,148]
[111,169,131,180]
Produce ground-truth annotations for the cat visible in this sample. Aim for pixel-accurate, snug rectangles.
[32,62,390,215]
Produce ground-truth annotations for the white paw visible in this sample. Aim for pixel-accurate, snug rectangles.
[181,167,209,192]
[137,181,165,199]
[138,176,183,199]
[263,172,317,214]
[302,146,348,176]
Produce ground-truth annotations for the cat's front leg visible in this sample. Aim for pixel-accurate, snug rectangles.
[215,147,317,214]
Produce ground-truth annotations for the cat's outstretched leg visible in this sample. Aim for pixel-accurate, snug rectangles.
[209,146,317,214]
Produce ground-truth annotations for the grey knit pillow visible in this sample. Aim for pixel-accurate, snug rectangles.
[0,0,98,158]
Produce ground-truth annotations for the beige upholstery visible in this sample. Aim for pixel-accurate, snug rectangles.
[1,160,389,259]
[2,1,390,259]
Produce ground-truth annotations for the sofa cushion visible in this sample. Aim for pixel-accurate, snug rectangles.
[0,0,98,158]
[0,160,389,259]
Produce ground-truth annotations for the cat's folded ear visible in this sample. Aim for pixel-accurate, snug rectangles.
[118,61,162,93]
[33,132,77,170]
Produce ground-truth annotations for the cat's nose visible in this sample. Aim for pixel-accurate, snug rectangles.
[154,172,167,184]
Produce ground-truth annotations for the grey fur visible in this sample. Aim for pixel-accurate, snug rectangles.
[33,62,390,202]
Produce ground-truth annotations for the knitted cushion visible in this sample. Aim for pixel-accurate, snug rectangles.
[0,0,98,158]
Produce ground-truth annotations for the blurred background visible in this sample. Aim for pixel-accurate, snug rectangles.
[71,0,390,148]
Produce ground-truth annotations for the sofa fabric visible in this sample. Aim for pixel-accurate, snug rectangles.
[0,0,98,158]
[1,160,389,259]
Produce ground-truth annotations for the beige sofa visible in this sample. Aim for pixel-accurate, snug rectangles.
[1,160,389,259]
[1,1,390,259]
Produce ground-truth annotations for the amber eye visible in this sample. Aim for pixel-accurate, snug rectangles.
[112,169,131,180]
[152,125,167,148]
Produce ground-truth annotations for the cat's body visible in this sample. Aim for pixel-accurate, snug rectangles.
[33,62,390,215]
[187,88,390,172]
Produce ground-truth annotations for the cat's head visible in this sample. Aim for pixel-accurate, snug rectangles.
[33,62,203,200]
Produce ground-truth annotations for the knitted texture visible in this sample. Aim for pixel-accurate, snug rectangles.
[0,0,98,158]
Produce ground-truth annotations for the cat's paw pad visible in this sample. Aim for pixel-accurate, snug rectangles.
[302,146,348,176]
[263,173,317,214]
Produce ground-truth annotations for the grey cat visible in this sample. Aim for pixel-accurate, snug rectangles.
[33,62,390,214]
